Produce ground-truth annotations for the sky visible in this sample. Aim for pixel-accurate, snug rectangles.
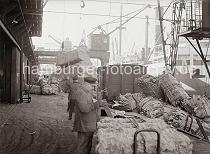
[32,0,172,57]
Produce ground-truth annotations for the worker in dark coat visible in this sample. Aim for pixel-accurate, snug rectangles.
[68,75,102,154]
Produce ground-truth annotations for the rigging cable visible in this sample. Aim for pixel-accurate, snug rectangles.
[44,11,157,21]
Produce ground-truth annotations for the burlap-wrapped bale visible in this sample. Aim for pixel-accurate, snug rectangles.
[136,74,164,100]
[92,118,193,154]
[39,78,48,87]
[187,95,210,119]
[114,93,137,111]
[41,84,59,95]
[51,84,59,94]
[158,74,190,106]
[136,96,164,118]
[163,108,210,135]
[132,92,145,104]
[39,78,60,95]
[41,84,53,95]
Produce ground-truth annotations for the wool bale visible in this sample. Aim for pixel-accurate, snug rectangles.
[187,95,210,119]
[136,96,164,118]
[92,118,193,154]
[136,75,164,100]
[163,108,210,135]
[114,93,137,111]
[132,92,145,104]
[158,74,190,106]
[51,84,59,94]
[41,85,53,95]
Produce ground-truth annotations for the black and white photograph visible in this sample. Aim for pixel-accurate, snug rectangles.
[0,0,210,154]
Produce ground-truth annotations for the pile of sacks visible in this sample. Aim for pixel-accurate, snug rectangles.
[91,118,193,154]
[39,78,60,95]
[112,73,210,137]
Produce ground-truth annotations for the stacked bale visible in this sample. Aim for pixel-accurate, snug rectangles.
[92,118,193,154]
[136,74,164,100]
[138,97,164,118]
[132,92,146,105]
[163,108,210,135]
[104,73,210,147]
[39,78,59,95]
[187,95,210,119]
[114,93,165,118]
[158,74,190,106]
[114,93,137,111]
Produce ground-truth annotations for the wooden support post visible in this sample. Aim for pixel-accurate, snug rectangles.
[19,37,24,103]
[11,47,17,103]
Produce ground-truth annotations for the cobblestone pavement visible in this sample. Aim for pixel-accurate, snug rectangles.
[0,93,77,154]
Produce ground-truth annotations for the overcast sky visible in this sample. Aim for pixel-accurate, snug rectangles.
[32,0,171,57]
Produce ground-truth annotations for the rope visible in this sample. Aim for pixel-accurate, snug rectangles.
[127,117,139,128]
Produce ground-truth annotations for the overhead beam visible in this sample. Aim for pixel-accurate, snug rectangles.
[23,12,42,16]
[0,19,21,50]
[35,51,60,56]
[23,9,42,14]
[25,19,42,23]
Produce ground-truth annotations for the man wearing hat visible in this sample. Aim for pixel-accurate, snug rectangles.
[68,74,102,154]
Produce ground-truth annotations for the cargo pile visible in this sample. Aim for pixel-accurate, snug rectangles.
[158,74,190,106]
[136,74,164,100]
[39,78,60,95]
[27,77,60,95]
[118,74,210,133]
[92,73,210,154]
[91,118,193,154]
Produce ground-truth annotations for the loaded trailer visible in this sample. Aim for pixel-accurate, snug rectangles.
[93,65,210,154]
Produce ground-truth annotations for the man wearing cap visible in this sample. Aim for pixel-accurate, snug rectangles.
[68,75,102,154]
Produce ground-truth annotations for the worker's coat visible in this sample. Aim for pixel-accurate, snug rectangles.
[69,82,98,132]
